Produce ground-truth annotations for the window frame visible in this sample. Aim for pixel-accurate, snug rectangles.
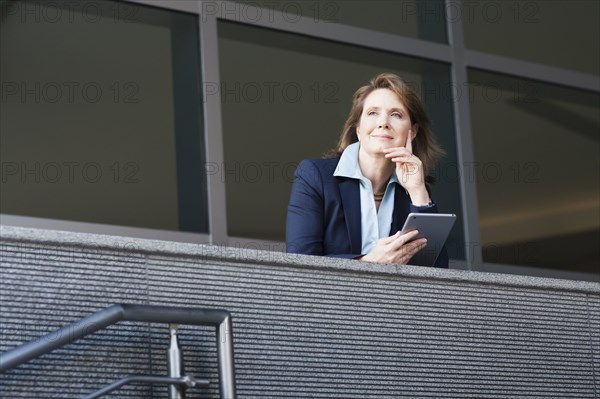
[3,0,598,281]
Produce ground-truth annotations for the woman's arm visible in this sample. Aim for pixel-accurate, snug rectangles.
[286,160,372,259]
[286,160,325,255]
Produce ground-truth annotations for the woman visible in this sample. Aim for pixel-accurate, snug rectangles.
[286,73,448,268]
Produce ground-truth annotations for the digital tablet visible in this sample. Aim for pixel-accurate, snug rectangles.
[399,213,456,267]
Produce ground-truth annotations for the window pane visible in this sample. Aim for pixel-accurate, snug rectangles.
[462,0,599,74]
[218,20,465,259]
[468,69,600,273]
[1,0,208,233]
[232,0,447,43]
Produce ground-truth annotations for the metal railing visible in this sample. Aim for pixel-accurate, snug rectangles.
[0,304,236,399]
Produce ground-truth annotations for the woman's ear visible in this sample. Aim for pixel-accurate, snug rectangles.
[411,124,419,139]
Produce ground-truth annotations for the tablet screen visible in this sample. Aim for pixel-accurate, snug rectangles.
[400,213,456,266]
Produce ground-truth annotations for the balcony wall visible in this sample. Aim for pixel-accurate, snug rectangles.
[1,225,599,398]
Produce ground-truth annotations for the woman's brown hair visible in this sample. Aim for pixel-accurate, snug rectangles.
[334,73,444,183]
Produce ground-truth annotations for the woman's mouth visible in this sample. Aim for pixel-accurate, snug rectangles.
[371,134,393,140]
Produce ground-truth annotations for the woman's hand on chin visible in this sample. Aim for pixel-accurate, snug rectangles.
[383,137,430,205]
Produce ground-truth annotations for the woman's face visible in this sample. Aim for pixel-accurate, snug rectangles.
[356,88,415,156]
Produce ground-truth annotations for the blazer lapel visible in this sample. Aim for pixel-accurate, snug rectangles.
[390,184,412,234]
[338,178,362,254]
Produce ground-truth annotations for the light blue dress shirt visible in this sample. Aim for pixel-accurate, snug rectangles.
[333,142,399,254]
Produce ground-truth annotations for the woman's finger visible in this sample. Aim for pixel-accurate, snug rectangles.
[389,229,420,250]
[384,148,411,158]
[380,230,401,245]
[396,238,427,264]
[391,156,418,163]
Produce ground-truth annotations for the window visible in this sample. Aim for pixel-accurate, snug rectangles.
[233,0,447,42]
[462,0,599,74]
[218,20,465,259]
[468,69,600,273]
[1,0,208,235]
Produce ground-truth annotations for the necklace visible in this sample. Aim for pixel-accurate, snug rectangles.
[374,178,390,202]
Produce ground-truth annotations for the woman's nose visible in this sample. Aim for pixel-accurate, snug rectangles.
[377,116,390,129]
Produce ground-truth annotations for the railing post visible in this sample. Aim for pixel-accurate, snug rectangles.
[217,315,236,399]
[167,324,185,399]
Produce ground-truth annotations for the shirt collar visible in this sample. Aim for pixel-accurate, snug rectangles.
[333,141,362,179]
[333,141,400,185]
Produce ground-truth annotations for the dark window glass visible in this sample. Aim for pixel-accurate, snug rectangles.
[469,69,600,273]
[232,0,447,43]
[1,0,208,233]
[462,0,599,74]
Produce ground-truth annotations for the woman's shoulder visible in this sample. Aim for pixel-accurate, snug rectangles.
[298,157,340,171]
[295,157,341,183]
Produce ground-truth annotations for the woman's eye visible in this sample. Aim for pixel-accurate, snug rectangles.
[392,113,402,118]
[368,111,377,115]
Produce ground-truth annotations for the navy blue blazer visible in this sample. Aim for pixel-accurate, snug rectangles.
[286,157,449,268]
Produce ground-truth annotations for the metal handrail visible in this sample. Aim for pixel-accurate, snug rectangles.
[0,304,236,399]
[81,375,210,399]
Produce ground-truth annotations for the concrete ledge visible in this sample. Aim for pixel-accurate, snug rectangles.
[1,225,598,294]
